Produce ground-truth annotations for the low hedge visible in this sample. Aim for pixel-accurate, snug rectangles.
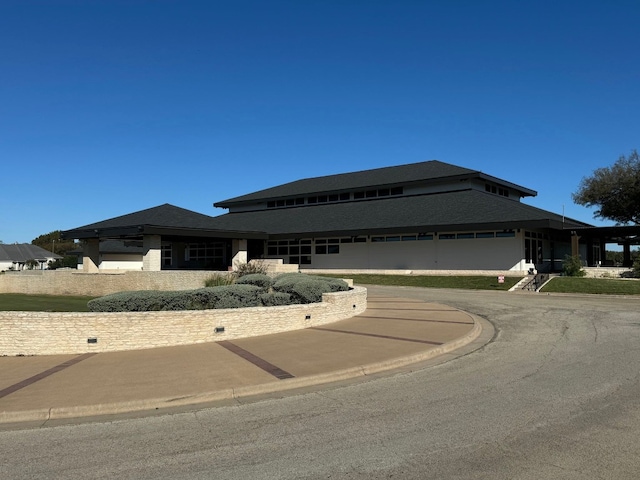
[236,273,275,289]
[259,291,293,306]
[87,274,349,312]
[272,273,348,304]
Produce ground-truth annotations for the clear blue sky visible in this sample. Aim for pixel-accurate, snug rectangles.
[2,0,638,244]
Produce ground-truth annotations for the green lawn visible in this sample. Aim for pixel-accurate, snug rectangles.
[540,277,640,295]
[0,294,96,312]
[329,274,640,295]
[2,276,637,312]
[334,274,521,290]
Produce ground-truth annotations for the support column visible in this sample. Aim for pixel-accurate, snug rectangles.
[143,235,162,271]
[83,238,100,273]
[231,238,248,270]
[623,242,632,267]
[571,232,581,259]
[586,237,594,267]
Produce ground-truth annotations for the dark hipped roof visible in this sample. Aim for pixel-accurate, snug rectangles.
[61,204,267,240]
[0,244,61,262]
[207,189,590,238]
[214,160,537,207]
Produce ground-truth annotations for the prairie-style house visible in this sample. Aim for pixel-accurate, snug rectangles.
[62,160,638,273]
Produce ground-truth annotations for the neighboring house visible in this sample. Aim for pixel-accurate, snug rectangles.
[0,244,62,271]
[62,160,640,273]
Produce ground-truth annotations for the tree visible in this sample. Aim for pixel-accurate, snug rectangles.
[572,150,640,225]
[31,230,77,257]
[25,259,40,270]
[31,230,80,270]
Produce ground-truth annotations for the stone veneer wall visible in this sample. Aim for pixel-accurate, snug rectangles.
[0,266,301,297]
[0,270,233,297]
[0,287,366,356]
[582,267,634,279]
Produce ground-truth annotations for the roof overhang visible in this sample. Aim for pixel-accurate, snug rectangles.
[568,225,640,245]
[61,225,269,241]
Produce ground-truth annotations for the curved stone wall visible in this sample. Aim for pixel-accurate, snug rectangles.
[0,287,367,356]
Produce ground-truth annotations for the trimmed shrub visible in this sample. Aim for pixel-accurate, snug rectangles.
[88,284,264,312]
[87,290,189,312]
[306,274,349,292]
[236,273,274,289]
[260,292,293,306]
[272,273,348,304]
[185,284,264,309]
[562,255,586,277]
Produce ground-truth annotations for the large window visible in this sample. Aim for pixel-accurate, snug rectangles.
[162,244,172,267]
[185,242,225,267]
[266,239,312,264]
[524,231,546,263]
[314,238,340,254]
[266,186,404,209]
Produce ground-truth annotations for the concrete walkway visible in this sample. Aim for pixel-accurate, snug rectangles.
[0,294,491,427]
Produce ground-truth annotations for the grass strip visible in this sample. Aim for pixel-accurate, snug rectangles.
[324,274,520,290]
[0,294,96,312]
[541,277,640,295]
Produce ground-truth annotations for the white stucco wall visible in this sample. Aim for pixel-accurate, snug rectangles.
[0,261,14,271]
[296,233,527,271]
[99,254,144,270]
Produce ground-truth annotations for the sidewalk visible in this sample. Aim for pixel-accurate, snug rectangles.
[0,294,490,427]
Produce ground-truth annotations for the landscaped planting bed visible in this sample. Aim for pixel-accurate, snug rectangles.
[88,273,349,312]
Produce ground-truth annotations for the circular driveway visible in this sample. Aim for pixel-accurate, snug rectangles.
[2,286,640,479]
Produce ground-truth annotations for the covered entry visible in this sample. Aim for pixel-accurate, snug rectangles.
[570,226,640,267]
[61,204,267,272]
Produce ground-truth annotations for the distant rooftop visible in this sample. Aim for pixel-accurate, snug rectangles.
[0,243,61,262]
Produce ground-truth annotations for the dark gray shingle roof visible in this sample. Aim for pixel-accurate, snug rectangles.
[208,189,590,238]
[0,244,61,262]
[68,204,221,231]
[215,160,484,207]
[62,204,266,240]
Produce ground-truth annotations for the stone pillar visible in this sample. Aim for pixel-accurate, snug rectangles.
[143,235,162,271]
[231,238,248,270]
[83,239,100,273]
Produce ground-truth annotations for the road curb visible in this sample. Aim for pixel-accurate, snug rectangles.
[0,312,488,426]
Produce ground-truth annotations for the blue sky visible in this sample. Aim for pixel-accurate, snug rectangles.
[2,0,638,244]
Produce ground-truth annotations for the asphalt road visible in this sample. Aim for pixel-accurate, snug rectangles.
[2,286,640,479]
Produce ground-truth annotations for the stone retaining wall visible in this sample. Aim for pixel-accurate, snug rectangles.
[0,287,367,356]
[582,267,633,279]
[0,270,231,297]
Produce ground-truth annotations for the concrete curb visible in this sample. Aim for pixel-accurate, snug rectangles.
[0,313,489,426]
